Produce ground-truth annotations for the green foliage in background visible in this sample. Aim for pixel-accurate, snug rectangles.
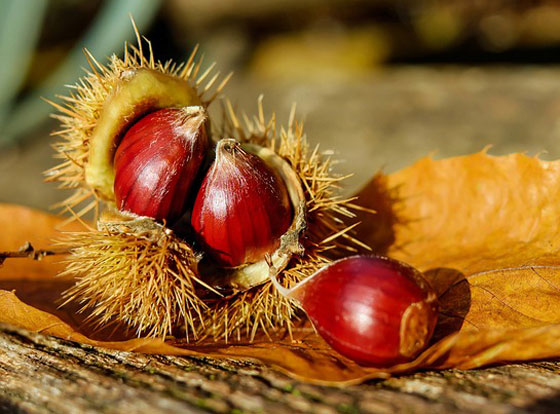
[0,0,161,148]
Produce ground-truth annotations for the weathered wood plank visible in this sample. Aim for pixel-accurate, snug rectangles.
[1,323,560,413]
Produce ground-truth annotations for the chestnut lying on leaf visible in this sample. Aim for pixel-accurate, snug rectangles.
[270,255,439,366]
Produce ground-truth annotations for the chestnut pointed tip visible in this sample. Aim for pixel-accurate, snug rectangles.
[215,138,247,165]
[265,253,294,299]
[176,106,208,131]
[216,138,241,153]
[182,105,205,115]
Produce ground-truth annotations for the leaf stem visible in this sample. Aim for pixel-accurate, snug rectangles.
[0,242,68,265]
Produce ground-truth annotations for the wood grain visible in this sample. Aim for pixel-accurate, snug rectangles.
[1,323,560,414]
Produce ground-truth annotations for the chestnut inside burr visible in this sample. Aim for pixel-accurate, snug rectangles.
[191,138,307,291]
[86,68,203,201]
[110,111,307,292]
[191,138,293,267]
[113,107,209,223]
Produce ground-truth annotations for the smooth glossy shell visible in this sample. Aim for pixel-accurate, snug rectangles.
[192,139,292,267]
[114,107,208,222]
[290,255,438,366]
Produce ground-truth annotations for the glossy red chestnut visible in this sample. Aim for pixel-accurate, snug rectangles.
[114,107,208,222]
[270,255,438,366]
[191,138,292,267]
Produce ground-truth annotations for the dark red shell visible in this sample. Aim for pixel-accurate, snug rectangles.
[297,255,438,366]
[191,140,292,267]
[114,108,208,222]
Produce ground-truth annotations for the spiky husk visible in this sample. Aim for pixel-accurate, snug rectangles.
[200,98,372,341]
[48,28,371,341]
[56,99,370,341]
[58,220,208,339]
[45,28,230,222]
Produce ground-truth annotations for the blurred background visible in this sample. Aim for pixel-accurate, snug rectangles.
[3,0,560,210]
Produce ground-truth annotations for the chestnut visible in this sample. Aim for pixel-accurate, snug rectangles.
[270,255,439,366]
[191,138,293,267]
[113,106,208,222]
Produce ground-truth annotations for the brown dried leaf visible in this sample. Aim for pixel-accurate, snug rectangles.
[0,204,82,280]
[355,151,560,370]
[3,152,560,385]
[357,151,560,273]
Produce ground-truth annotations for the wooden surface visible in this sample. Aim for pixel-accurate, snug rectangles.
[1,323,560,414]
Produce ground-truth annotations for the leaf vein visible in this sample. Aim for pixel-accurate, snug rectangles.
[472,284,548,324]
